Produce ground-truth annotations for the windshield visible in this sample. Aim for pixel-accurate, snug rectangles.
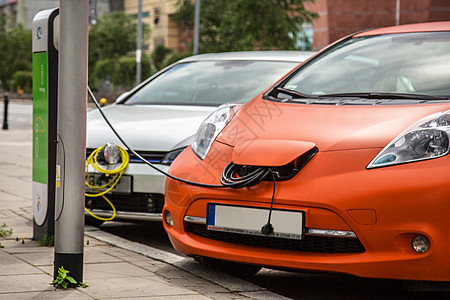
[279,32,450,98]
[125,60,299,105]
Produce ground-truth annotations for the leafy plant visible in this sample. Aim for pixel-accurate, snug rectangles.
[0,223,13,237]
[52,266,89,289]
[0,242,4,248]
[37,234,54,247]
[53,266,77,289]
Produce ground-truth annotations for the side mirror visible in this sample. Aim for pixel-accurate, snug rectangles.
[115,91,130,103]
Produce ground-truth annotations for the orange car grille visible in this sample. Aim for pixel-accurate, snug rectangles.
[187,223,365,254]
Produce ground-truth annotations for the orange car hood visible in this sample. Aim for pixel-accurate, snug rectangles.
[217,97,450,151]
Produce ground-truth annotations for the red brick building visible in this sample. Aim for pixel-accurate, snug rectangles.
[305,0,450,50]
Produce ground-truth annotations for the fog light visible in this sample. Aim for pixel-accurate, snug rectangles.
[412,235,429,253]
[165,212,174,226]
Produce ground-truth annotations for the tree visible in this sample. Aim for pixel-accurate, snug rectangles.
[89,11,149,69]
[173,0,318,53]
[152,45,173,71]
[0,16,7,90]
[90,54,154,92]
[0,18,32,91]
[88,11,150,91]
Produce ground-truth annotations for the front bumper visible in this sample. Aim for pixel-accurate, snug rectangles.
[163,143,450,281]
[85,162,169,221]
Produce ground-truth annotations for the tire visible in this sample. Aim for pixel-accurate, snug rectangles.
[198,256,262,277]
[85,215,104,227]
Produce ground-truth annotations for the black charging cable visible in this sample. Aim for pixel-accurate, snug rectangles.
[261,169,276,235]
[87,87,271,189]
[220,162,271,189]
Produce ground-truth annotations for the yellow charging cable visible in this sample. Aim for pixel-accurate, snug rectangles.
[85,145,129,221]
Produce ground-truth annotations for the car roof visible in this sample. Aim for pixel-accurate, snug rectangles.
[177,51,316,63]
[355,21,450,37]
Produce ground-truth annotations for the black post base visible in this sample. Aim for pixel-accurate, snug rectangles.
[33,218,54,242]
[54,252,83,288]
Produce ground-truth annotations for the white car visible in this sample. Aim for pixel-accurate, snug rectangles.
[85,51,314,225]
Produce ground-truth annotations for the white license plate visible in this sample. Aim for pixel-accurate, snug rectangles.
[86,174,132,194]
[207,203,304,239]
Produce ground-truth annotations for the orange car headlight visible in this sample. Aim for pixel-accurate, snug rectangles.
[191,103,242,159]
[368,111,450,168]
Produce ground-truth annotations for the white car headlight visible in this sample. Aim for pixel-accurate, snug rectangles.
[192,103,242,160]
[368,111,450,168]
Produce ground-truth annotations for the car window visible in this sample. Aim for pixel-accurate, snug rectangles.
[282,32,450,97]
[125,60,299,105]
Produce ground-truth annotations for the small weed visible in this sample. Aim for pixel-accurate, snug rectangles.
[0,223,13,237]
[0,242,3,248]
[52,266,89,289]
[53,266,77,289]
[37,235,54,247]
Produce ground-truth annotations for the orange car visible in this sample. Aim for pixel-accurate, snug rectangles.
[163,22,450,283]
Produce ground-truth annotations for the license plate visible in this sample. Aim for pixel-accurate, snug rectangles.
[207,203,304,239]
[86,173,132,194]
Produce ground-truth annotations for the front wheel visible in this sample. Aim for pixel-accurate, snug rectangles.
[197,256,262,277]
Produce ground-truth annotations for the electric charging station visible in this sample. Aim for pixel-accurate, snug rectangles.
[32,1,88,285]
[32,8,59,241]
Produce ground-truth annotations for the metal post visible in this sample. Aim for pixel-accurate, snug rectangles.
[395,0,400,26]
[136,0,142,85]
[2,95,8,130]
[193,0,200,55]
[54,0,89,286]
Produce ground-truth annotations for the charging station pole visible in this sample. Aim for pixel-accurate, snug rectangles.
[32,8,59,241]
[53,0,89,284]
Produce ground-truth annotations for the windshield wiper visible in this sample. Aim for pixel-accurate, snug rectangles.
[318,92,449,101]
[275,87,317,99]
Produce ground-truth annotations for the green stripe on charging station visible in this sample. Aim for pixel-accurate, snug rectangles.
[32,52,48,184]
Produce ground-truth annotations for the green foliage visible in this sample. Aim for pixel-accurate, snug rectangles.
[13,71,32,93]
[0,223,13,237]
[0,19,32,91]
[90,54,154,91]
[53,266,88,289]
[89,11,151,90]
[53,266,78,289]
[89,12,149,69]
[37,234,54,247]
[173,0,318,53]
[152,45,173,71]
